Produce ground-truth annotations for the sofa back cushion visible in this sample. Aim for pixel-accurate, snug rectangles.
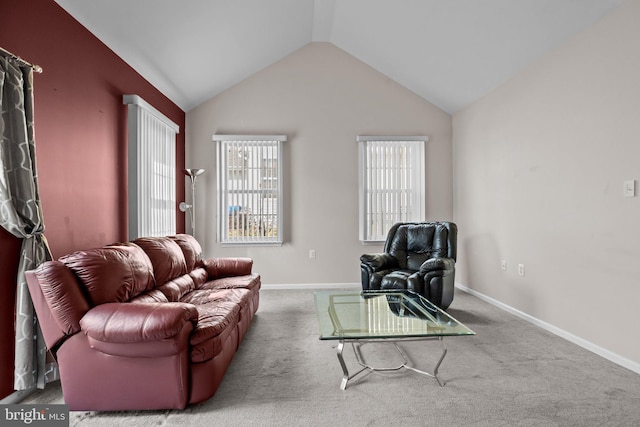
[33,261,90,337]
[59,244,154,305]
[406,225,438,270]
[170,234,203,271]
[133,237,188,285]
[385,222,457,270]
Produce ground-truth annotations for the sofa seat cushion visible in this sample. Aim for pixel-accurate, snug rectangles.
[367,269,397,290]
[189,268,208,289]
[156,274,196,302]
[380,270,424,295]
[129,289,169,304]
[180,289,252,363]
[199,274,261,292]
[190,288,254,316]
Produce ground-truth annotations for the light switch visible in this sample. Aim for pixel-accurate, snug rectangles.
[624,180,636,197]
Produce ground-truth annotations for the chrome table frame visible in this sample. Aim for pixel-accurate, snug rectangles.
[336,336,448,389]
[321,294,475,390]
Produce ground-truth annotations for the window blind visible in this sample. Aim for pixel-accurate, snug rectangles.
[124,95,179,239]
[358,136,427,242]
[214,135,285,245]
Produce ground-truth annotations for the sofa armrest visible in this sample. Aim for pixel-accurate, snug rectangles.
[360,253,398,272]
[80,302,198,344]
[418,257,455,275]
[203,257,253,279]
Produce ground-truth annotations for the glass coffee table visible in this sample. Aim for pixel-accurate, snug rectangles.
[314,290,475,389]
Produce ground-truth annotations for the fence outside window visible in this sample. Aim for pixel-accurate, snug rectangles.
[214,135,285,245]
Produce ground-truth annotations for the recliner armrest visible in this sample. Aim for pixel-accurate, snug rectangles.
[80,302,199,343]
[204,257,253,279]
[360,253,398,271]
[418,257,455,275]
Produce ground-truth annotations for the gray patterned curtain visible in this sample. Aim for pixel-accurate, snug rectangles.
[0,57,52,390]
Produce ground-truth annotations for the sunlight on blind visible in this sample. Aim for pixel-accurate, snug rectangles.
[124,95,179,239]
[358,136,427,242]
[366,296,430,334]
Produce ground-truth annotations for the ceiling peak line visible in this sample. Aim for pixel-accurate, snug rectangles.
[312,0,336,42]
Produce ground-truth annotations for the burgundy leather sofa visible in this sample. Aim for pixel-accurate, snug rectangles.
[25,234,260,411]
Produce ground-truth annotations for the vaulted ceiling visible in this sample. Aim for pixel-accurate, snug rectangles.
[55,0,625,113]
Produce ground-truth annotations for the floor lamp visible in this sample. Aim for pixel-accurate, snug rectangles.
[179,168,205,236]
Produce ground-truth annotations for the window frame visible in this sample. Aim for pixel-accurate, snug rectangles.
[213,134,286,246]
[357,135,428,243]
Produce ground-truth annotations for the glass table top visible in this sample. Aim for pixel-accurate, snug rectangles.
[314,290,475,340]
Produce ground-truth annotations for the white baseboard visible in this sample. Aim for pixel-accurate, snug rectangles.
[261,283,360,290]
[456,282,640,376]
[0,388,35,405]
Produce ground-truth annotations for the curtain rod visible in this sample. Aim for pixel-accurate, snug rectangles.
[0,46,43,73]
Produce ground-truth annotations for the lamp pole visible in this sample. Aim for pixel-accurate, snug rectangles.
[183,169,204,236]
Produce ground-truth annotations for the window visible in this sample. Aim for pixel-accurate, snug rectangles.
[358,135,428,243]
[213,135,286,245]
[124,95,179,239]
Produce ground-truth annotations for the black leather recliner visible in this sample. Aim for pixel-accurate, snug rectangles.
[360,222,457,310]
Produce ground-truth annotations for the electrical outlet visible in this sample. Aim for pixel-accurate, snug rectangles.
[624,180,636,197]
[501,260,507,271]
[518,264,525,277]
[309,249,316,259]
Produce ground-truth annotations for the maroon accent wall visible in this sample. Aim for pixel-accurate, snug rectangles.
[0,229,21,400]
[0,0,186,399]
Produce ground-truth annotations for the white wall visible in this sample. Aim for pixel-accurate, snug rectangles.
[453,0,640,367]
[187,42,452,285]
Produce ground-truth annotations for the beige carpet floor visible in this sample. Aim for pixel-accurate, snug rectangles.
[24,288,640,426]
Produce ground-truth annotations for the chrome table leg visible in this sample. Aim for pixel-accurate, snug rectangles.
[399,336,448,386]
[336,340,368,390]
